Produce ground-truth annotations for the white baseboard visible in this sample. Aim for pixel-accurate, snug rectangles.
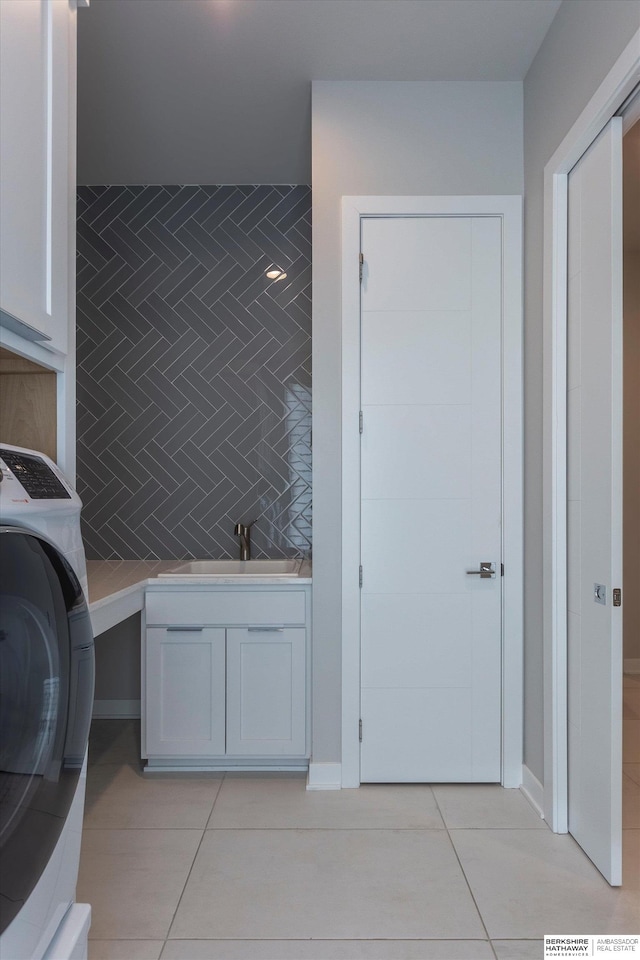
[520,764,545,819]
[92,699,141,720]
[624,658,640,674]
[306,762,342,791]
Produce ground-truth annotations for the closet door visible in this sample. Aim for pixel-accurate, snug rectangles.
[566,117,623,885]
[359,216,503,783]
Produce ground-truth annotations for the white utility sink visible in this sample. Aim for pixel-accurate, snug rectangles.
[159,559,303,577]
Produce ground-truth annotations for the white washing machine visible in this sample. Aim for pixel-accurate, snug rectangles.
[0,444,94,960]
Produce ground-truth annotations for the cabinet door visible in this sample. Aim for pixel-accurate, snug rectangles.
[145,627,225,757]
[0,0,73,352]
[48,0,75,354]
[0,0,48,335]
[226,628,306,756]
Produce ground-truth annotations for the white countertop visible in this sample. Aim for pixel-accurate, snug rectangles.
[87,560,178,604]
[87,559,312,637]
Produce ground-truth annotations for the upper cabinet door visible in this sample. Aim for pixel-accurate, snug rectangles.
[0,0,48,335]
[0,0,75,354]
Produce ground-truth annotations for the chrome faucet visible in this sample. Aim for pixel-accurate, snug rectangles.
[234,522,252,561]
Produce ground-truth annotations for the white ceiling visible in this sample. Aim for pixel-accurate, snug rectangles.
[77,0,562,183]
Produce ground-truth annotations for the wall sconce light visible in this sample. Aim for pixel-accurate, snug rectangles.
[265,265,287,282]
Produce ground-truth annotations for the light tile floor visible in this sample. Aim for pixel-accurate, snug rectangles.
[79,677,640,960]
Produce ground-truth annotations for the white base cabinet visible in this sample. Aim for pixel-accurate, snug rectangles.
[226,627,306,756]
[145,627,226,757]
[143,585,310,769]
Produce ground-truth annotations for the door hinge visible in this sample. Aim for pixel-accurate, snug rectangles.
[613,587,622,607]
[359,410,363,434]
[359,252,364,281]
[359,719,363,741]
[501,563,504,577]
[359,565,363,588]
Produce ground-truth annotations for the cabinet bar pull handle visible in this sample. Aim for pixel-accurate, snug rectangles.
[166,626,204,632]
[247,626,285,632]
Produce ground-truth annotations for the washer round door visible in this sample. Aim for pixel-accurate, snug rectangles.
[0,527,95,933]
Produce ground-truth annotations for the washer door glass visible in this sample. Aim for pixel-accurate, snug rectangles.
[0,530,94,933]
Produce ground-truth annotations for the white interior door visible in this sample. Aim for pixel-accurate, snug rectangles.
[566,118,623,885]
[359,216,503,783]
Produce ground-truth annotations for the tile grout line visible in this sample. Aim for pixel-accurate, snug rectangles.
[430,787,498,959]
[160,771,228,954]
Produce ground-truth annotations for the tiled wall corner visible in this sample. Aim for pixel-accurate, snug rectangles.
[76,185,311,560]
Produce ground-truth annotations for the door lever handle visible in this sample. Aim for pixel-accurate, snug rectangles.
[466,562,496,579]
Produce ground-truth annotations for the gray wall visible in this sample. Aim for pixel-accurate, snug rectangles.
[75,0,560,186]
[94,615,141,704]
[76,0,311,185]
[311,81,524,763]
[522,0,640,783]
[77,184,311,561]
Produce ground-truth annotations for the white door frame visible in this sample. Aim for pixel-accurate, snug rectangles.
[542,31,640,832]
[341,195,524,788]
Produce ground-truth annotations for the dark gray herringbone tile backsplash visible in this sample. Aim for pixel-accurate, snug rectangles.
[76,185,311,560]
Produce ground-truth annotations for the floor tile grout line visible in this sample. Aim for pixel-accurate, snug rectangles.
[430,787,498,957]
[111,936,506,941]
[161,771,229,952]
[201,824,547,830]
[205,770,227,830]
[82,824,548,831]
[90,935,540,941]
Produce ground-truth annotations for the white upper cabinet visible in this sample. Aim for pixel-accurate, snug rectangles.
[0,0,78,354]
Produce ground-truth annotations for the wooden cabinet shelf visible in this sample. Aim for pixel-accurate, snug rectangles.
[0,347,57,460]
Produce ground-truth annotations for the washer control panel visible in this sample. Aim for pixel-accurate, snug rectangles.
[0,448,71,500]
